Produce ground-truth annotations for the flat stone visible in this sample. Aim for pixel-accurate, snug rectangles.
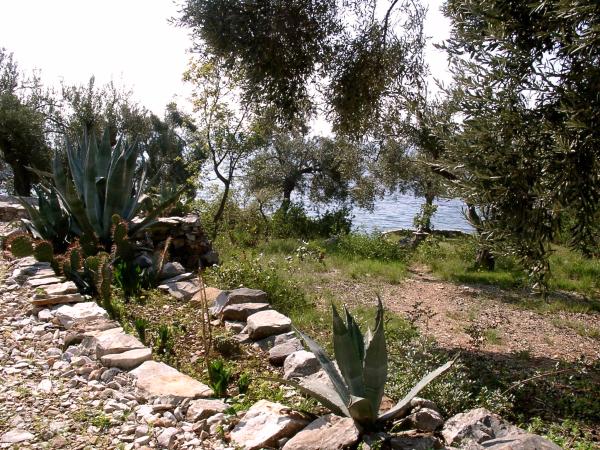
[246,310,292,340]
[160,272,195,283]
[64,317,121,346]
[37,309,54,321]
[283,350,320,379]
[158,279,201,300]
[157,427,178,449]
[54,302,109,329]
[101,348,152,370]
[31,293,85,306]
[159,262,186,280]
[230,400,309,450]
[283,414,361,450]
[38,281,78,296]
[191,287,223,306]
[186,398,229,421]
[213,287,268,314]
[25,276,64,287]
[1,429,34,443]
[222,302,271,321]
[268,338,304,366]
[130,360,213,399]
[478,433,562,449]
[252,331,296,351]
[85,328,146,358]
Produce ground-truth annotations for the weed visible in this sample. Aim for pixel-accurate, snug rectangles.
[237,372,251,395]
[208,359,232,398]
[134,317,149,344]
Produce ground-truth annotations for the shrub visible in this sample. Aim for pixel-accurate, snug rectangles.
[204,253,309,316]
[326,232,408,262]
[271,204,352,239]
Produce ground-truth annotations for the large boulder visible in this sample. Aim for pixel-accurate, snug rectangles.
[130,360,213,399]
[282,414,361,450]
[246,310,292,340]
[222,302,271,321]
[191,287,224,305]
[213,288,268,314]
[230,400,309,450]
[159,262,186,280]
[283,350,320,379]
[53,302,108,329]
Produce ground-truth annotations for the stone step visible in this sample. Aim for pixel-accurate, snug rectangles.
[100,348,152,370]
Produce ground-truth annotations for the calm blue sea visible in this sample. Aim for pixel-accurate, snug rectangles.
[347,194,472,233]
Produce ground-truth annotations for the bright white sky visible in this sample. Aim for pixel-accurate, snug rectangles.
[0,0,450,116]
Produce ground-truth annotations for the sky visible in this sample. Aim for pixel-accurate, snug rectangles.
[0,0,451,116]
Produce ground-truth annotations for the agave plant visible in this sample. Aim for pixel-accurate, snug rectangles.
[18,184,72,252]
[51,128,181,246]
[279,298,456,427]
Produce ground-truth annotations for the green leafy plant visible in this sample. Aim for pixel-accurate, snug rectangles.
[156,324,174,356]
[208,359,232,398]
[277,298,456,427]
[134,317,149,344]
[19,184,72,252]
[237,372,251,395]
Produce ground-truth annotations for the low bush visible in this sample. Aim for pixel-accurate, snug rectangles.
[325,232,409,262]
[204,253,311,316]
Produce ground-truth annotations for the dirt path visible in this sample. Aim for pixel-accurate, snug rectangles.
[317,265,600,364]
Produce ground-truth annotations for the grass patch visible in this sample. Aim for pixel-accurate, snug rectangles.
[551,318,600,341]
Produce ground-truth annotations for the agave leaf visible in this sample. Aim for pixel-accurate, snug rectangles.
[83,132,102,235]
[332,304,364,398]
[348,395,376,424]
[363,296,387,416]
[295,328,351,407]
[378,354,458,423]
[96,128,112,180]
[122,161,147,220]
[345,307,366,362]
[102,150,128,240]
[53,154,67,196]
[66,135,84,196]
[262,376,348,417]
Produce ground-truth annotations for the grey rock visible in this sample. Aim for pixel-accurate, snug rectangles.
[390,432,444,449]
[252,331,296,351]
[230,400,309,450]
[222,302,270,321]
[282,414,361,450]
[283,350,320,379]
[442,408,522,446]
[213,287,268,314]
[402,407,444,432]
[0,429,35,444]
[100,348,152,370]
[476,433,562,449]
[37,281,78,296]
[246,310,292,340]
[31,293,84,306]
[268,338,304,366]
[186,399,228,421]
[25,276,64,287]
[54,302,109,329]
[158,279,201,301]
[224,320,245,333]
[157,427,178,449]
[130,361,213,399]
[88,328,146,358]
[159,262,186,280]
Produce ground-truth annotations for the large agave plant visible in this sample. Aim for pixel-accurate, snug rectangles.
[52,128,180,246]
[280,298,456,427]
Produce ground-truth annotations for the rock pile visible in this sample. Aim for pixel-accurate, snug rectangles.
[0,255,562,450]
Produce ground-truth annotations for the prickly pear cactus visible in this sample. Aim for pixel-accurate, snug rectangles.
[33,241,54,263]
[68,246,82,271]
[8,234,34,258]
[111,214,134,260]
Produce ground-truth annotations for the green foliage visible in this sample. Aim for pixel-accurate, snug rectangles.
[204,253,309,317]
[33,240,53,263]
[271,204,352,239]
[50,127,181,246]
[325,232,408,262]
[278,299,455,426]
[8,233,33,257]
[208,359,232,398]
[134,317,149,344]
[237,372,251,395]
[441,0,600,290]
[19,185,72,251]
[113,260,142,300]
[413,202,438,232]
[178,0,426,134]
[156,324,174,356]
